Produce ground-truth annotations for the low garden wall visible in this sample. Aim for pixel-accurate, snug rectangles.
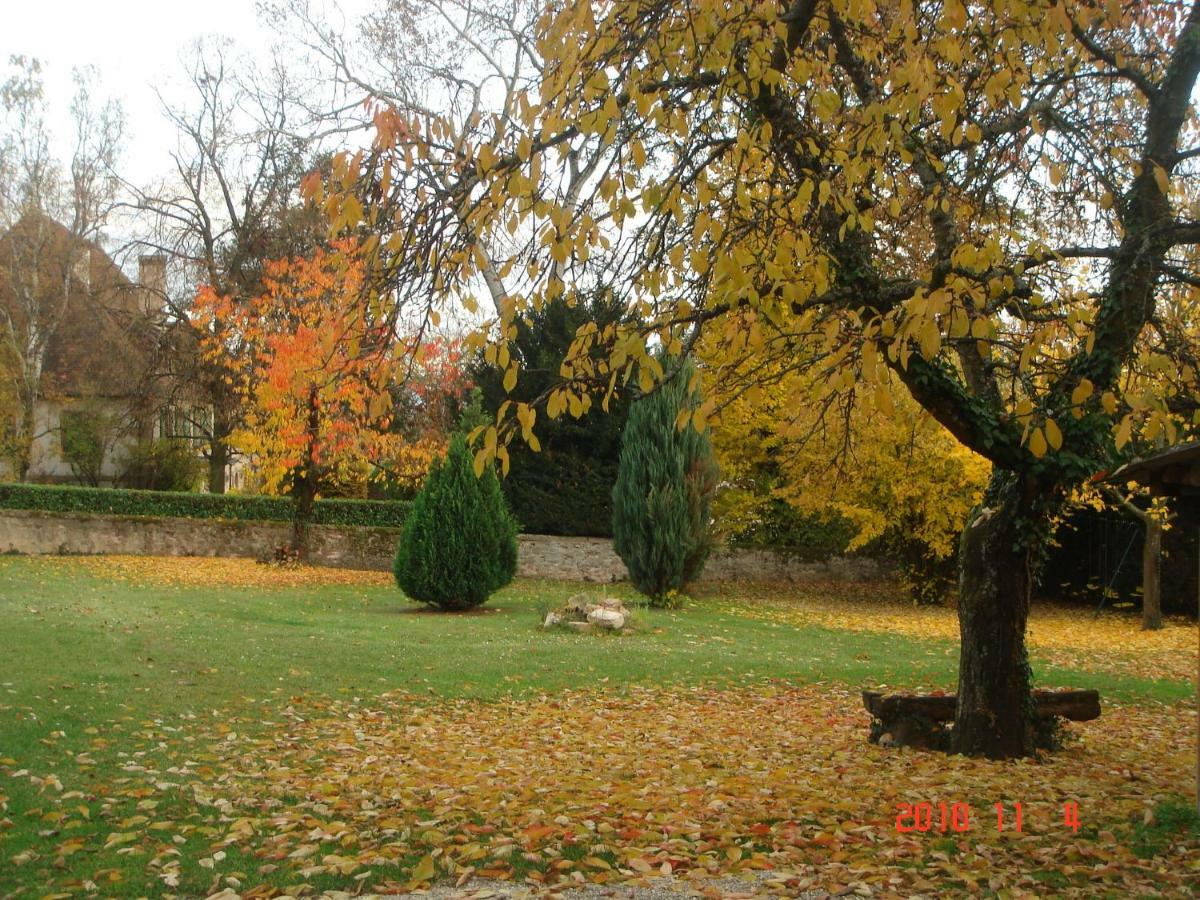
[0,508,889,584]
[516,533,890,583]
[0,509,398,570]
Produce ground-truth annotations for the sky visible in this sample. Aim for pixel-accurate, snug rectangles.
[4,1,269,180]
[1,0,370,201]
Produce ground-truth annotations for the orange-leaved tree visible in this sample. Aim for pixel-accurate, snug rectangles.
[313,1,1200,757]
[193,240,397,552]
[379,336,473,497]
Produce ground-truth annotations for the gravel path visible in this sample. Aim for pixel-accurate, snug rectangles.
[291,872,847,899]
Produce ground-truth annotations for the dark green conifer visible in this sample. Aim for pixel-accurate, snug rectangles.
[394,435,518,610]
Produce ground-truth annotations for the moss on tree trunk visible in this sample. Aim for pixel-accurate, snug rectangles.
[953,471,1042,759]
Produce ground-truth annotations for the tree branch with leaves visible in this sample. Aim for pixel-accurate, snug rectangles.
[316,0,1200,758]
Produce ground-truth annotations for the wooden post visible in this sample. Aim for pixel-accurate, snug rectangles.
[1142,520,1163,629]
[1097,445,1200,815]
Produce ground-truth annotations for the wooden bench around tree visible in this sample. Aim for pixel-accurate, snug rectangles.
[862,690,1101,750]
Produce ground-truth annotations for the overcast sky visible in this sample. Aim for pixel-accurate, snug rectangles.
[2,0,369,186]
[5,2,255,178]
[0,0,377,268]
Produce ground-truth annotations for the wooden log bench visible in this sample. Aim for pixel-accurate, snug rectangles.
[862,689,1100,750]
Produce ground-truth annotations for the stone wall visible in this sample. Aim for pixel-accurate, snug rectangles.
[0,509,399,571]
[0,509,887,584]
[704,547,891,583]
[513,533,889,583]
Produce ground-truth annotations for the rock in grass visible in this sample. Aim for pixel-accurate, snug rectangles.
[547,595,630,631]
[587,608,626,630]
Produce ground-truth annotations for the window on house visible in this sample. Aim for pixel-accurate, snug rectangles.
[158,405,212,447]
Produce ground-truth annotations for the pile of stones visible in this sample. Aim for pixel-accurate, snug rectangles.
[542,593,630,632]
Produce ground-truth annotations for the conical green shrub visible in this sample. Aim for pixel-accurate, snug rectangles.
[612,359,719,604]
[394,435,518,610]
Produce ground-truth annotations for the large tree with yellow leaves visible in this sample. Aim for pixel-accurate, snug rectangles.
[313,0,1200,757]
[706,357,991,604]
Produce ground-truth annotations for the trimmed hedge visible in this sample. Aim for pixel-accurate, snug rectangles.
[501,453,618,537]
[0,483,409,529]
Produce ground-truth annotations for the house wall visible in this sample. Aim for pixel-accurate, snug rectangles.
[23,399,140,484]
[0,398,240,491]
[0,217,184,488]
[0,508,891,584]
[2,400,226,488]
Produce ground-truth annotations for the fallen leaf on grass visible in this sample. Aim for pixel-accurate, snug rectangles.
[408,853,436,884]
[13,684,1191,897]
[707,581,1197,682]
[68,555,393,590]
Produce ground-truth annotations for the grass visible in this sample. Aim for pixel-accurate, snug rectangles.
[0,553,1189,768]
[2,557,1189,723]
[1129,798,1200,859]
[0,555,1195,897]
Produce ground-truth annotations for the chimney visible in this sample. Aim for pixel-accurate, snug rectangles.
[72,248,92,292]
[138,254,167,314]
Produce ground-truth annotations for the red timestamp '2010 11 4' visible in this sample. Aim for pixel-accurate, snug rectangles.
[895,801,971,833]
[896,801,1082,833]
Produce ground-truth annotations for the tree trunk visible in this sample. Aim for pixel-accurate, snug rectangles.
[953,470,1040,759]
[206,405,235,494]
[292,472,316,557]
[207,439,228,494]
[1142,520,1163,630]
[291,386,322,558]
[14,393,36,481]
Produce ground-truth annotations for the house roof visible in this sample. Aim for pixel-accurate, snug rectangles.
[0,211,159,402]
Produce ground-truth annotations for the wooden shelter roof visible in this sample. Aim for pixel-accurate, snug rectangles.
[1106,441,1200,524]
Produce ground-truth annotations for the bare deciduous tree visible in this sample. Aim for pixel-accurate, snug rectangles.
[123,41,325,492]
[277,0,608,324]
[0,57,123,478]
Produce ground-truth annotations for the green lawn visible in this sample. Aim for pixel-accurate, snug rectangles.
[1,557,1186,735]
[0,556,1194,897]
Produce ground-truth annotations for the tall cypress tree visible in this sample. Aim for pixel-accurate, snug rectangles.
[612,359,719,604]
